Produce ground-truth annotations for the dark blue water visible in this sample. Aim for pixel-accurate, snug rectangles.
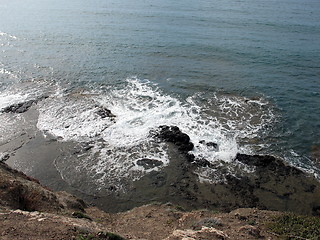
[1,0,320,168]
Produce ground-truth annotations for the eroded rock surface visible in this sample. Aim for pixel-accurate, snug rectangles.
[0,162,85,213]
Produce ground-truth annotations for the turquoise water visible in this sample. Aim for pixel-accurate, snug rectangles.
[0,0,320,175]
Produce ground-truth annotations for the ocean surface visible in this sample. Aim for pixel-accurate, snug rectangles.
[0,0,320,193]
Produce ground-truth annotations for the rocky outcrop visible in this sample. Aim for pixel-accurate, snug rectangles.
[154,126,194,152]
[152,125,195,163]
[130,125,320,216]
[1,96,48,114]
[136,158,163,169]
[95,107,116,120]
[0,162,85,213]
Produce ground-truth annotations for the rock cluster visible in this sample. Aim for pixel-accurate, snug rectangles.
[1,96,48,114]
[155,125,194,153]
[95,107,116,119]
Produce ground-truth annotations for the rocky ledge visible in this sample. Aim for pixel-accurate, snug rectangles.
[126,125,320,216]
[0,161,292,240]
[1,138,320,239]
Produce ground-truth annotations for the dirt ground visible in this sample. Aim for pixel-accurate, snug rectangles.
[0,204,282,240]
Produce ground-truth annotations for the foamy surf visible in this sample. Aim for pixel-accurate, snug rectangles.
[0,77,280,193]
[33,77,277,193]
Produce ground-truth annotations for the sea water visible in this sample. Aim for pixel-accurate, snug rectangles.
[0,0,319,192]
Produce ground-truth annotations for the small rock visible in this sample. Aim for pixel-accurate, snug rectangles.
[199,140,218,150]
[0,153,10,162]
[136,158,163,169]
[193,218,223,230]
[1,100,35,113]
[238,225,261,238]
[95,107,116,119]
[1,96,48,114]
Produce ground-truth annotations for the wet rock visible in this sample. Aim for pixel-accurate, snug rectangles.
[84,144,94,152]
[136,158,163,170]
[2,100,35,113]
[311,145,320,163]
[1,96,48,114]
[0,153,10,162]
[154,125,194,152]
[148,171,167,187]
[193,159,211,167]
[95,107,116,119]
[236,153,275,167]
[236,153,303,175]
[199,140,218,150]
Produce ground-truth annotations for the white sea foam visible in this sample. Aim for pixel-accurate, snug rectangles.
[0,67,19,79]
[35,77,276,192]
[0,77,277,192]
[0,31,18,40]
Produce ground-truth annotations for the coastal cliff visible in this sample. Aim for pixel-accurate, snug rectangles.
[1,160,320,240]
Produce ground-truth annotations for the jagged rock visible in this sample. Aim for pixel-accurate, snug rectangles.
[0,152,10,162]
[1,100,35,113]
[192,218,223,230]
[236,153,303,175]
[136,158,163,169]
[95,107,116,119]
[238,225,261,238]
[1,96,48,114]
[154,125,194,152]
[199,140,218,150]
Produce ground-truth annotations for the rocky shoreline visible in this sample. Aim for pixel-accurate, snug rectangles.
[3,161,320,239]
[1,100,320,238]
[1,99,320,216]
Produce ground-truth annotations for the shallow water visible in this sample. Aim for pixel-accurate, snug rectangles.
[0,0,320,195]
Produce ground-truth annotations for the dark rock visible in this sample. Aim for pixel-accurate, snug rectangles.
[0,153,10,162]
[1,96,49,114]
[312,206,320,216]
[2,100,35,113]
[186,153,195,162]
[108,185,117,191]
[236,153,275,167]
[148,171,167,187]
[136,158,163,170]
[84,145,94,151]
[154,125,194,152]
[236,153,303,176]
[305,184,316,193]
[95,107,116,119]
[194,159,211,167]
[199,140,218,150]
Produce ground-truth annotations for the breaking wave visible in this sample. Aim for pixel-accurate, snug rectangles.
[0,77,277,192]
[34,77,275,192]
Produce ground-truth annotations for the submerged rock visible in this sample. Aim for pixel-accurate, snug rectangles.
[136,158,163,170]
